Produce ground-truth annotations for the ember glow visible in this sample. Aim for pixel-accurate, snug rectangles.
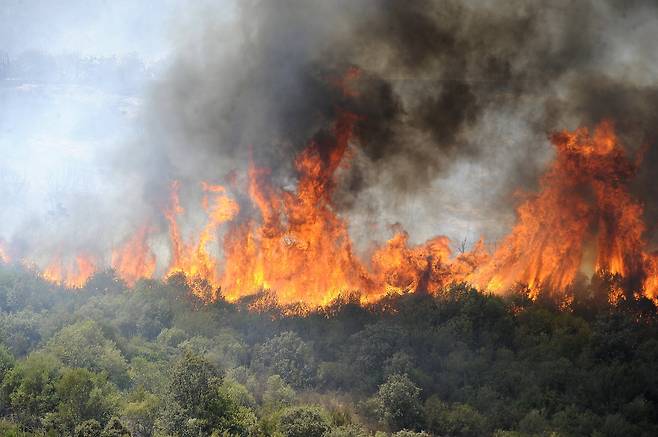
[5,115,655,306]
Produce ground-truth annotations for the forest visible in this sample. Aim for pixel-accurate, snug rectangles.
[0,265,656,437]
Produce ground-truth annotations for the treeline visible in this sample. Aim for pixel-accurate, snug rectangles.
[0,265,656,436]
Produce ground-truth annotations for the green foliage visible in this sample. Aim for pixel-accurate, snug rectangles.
[324,424,369,437]
[1,352,60,430]
[101,416,131,436]
[391,431,430,437]
[253,331,316,389]
[46,320,129,387]
[348,323,407,390]
[424,396,486,437]
[262,375,296,410]
[170,351,222,414]
[161,351,257,437]
[127,356,168,395]
[121,387,161,437]
[0,344,15,383]
[45,367,119,434]
[373,374,422,431]
[0,419,30,437]
[75,419,102,437]
[0,266,656,436]
[278,405,330,437]
[0,310,42,356]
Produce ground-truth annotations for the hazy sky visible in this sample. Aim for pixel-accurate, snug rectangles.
[0,0,192,59]
[0,0,203,243]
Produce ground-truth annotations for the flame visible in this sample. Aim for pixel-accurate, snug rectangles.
[111,227,156,286]
[370,229,455,295]
[642,253,658,300]
[0,241,9,264]
[165,180,240,299]
[220,113,373,305]
[42,255,96,288]
[470,120,657,300]
[15,109,658,306]
[218,113,478,305]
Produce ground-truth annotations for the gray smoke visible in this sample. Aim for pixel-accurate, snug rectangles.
[4,0,658,268]
[138,0,658,247]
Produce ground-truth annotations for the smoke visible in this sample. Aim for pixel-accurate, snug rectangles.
[134,0,658,246]
[4,0,658,268]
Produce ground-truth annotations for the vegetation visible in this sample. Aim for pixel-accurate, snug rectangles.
[0,265,656,436]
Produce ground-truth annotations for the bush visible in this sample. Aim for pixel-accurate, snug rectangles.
[75,419,102,437]
[392,431,431,437]
[424,396,486,437]
[101,416,132,436]
[324,424,370,437]
[278,406,330,437]
[373,374,422,431]
[46,320,129,387]
[253,332,316,388]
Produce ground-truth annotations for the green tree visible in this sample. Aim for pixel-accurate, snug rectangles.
[324,424,370,437]
[374,374,422,431]
[46,368,119,435]
[278,406,330,437]
[392,431,431,437]
[46,320,129,387]
[121,387,161,437]
[1,352,60,430]
[127,356,169,395]
[170,352,221,415]
[0,311,42,356]
[75,419,102,437]
[424,396,487,437]
[262,374,296,410]
[348,323,406,390]
[253,331,316,389]
[518,409,548,436]
[101,416,132,436]
[162,352,257,437]
[0,344,15,394]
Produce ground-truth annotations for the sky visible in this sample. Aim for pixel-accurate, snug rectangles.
[0,0,202,245]
[0,0,189,59]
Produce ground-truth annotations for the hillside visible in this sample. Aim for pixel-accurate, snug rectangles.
[0,266,656,436]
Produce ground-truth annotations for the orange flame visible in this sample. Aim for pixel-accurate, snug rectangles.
[43,255,96,288]
[218,113,475,305]
[111,227,156,286]
[220,113,372,305]
[20,113,658,306]
[470,120,657,300]
[165,180,240,298]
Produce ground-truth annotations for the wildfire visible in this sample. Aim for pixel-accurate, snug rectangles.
[165,180,240,299]
[470,120,657,300]
[19,115,658,305]
[111,227,157,286]
[221,113,371,305]
[42,255,96,288]
[0,241,9,264]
